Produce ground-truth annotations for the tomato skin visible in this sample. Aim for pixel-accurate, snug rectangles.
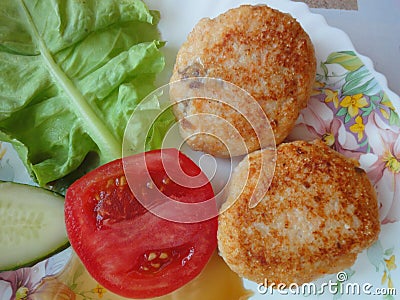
[64,149,218,298]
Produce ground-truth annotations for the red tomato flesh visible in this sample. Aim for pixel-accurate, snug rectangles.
[65,148,218,298]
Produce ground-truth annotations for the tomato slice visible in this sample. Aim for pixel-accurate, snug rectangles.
[65,148,218,298]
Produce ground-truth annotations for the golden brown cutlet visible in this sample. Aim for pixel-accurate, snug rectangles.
[218,140,380,285]
[170,5,316,157]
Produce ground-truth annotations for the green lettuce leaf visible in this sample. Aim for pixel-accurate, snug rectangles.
[0,0,168,186]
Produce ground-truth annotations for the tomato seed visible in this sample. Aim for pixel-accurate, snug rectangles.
[120,176,127,186]
[148,253,157,261]
[106,179,114,188]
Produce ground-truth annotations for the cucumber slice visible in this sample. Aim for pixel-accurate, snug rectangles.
[0,181,69,271]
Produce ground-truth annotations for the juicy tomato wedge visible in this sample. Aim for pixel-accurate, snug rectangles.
[65,148,218,299]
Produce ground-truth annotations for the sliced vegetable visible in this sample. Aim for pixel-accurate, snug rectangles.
[65,148,218,299]
[0,0,168,186]
[0,181,69,271]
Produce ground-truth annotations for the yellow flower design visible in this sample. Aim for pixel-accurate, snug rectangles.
[384,152,400,174]
[321,133,335,147]
[92,284,107,298]
[382,96,395,110]
[380,108,390,119]
[388,277,394,289]
[324,89,339,108]
[312,81,325,96]
[340,93,368,117]
[349,116,365,141]
[381,270,387,285]
[380,255,397,290]
[15,286,29,300]
[384,255,397,271]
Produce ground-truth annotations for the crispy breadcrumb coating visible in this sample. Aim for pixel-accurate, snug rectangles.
[218,140,380,285]
[170,5,316,156]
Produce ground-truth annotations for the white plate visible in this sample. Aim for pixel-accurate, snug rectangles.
[1,1,399,299]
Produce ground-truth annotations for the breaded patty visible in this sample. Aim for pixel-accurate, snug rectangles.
[170,5,316,156]
[217,140,380,285]
[169,78,273,157]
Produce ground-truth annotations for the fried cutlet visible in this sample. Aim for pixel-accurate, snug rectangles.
[170,5,316,157]
[217,140,380,285]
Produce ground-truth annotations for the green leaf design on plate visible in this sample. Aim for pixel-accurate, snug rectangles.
[389,110,400,127]
[367,240,384,272]
[344,113,351,124]
[325,51,363,72]
[342,66,380,96]
[361,106,373,116]
[320,61,329,78]
[380,93,400,127]
[384,248,395,257]
[337,107,348,117]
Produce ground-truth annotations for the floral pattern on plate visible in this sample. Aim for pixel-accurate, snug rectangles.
[367,241,398,300]
[0,249,72,300]
[287,50,400,224]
